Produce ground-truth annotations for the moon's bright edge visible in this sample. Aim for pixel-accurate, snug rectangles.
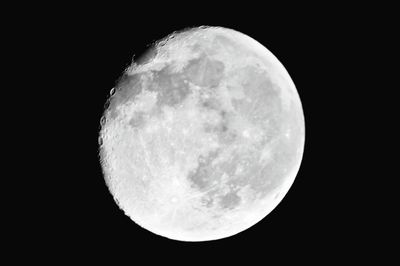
[99,26,305,242]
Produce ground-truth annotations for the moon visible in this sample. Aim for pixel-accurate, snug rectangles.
[99,26,305,241]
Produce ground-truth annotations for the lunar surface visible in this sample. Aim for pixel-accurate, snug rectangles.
[99,26,305,241]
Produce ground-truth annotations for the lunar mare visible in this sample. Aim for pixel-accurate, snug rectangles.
[100,26,305,241]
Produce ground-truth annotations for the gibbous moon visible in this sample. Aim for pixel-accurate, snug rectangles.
[99,26,305,241]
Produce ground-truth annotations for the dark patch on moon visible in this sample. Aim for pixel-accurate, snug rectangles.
[202,109,228,134]
[203,59,225,87]
[199,193,215,208]
[145,54,225,108]
[184,55,225,88]
[199,97,220,110]
[229,65,284,131]
[198,98,238,145]
[218,189,241,210]
[147,65,191,107]
[257,79,282,115]
[212,35,241,53]
[186,151,220,191]
[128,111,147,129]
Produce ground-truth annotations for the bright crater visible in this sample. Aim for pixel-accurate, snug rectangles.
[100,26,305,241]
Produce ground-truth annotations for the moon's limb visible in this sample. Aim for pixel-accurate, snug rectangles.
[100,26,305,241]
